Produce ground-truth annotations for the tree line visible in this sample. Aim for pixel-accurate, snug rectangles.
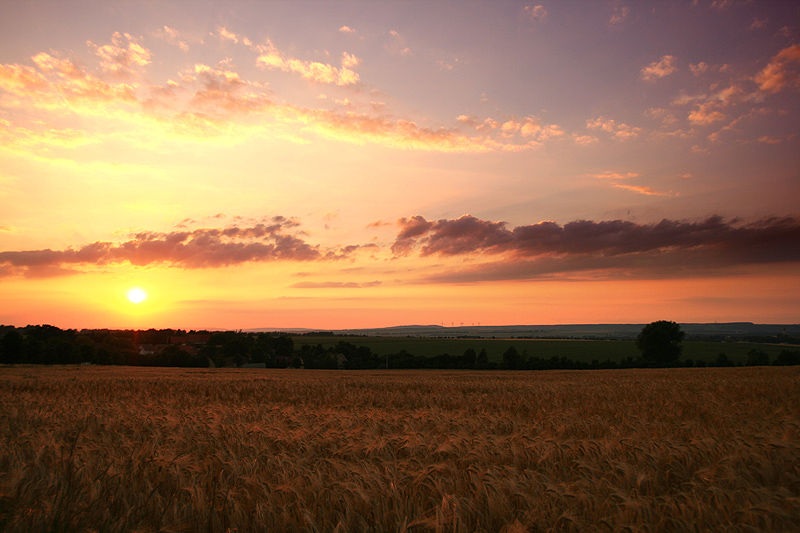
[1,322,799,370]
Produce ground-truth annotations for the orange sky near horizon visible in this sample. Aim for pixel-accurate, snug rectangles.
[1,1,799,330]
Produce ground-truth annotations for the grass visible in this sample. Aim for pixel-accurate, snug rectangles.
[1,365,799,531]
[295,336,793,364]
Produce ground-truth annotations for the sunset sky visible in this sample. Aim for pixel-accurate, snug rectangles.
[1,1,798,330]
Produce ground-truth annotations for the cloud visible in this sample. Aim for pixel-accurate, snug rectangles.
[586,117,641,140]
[387,30,411,57]
[748,18,768,31]
[0,119,93,151]
[255,38,360,86]
[688,102,726,125]
[645,107,678,127]
[1,39,556,153]
[391,214,800,281]
[690,62,708,76]
[366,220,393,229]
[339,26,357,34]
[589,171,674,196]
[187,63,273,115]
[87,32,151,78]
[609,5,630,26]
[523,5,548,23]
[640,55,677,81]
[290,281,381,289]
[611,183,676,196]
[711,0,733,10]
[153,26,189,51]
[590,171,639,180]
[1,49,138,110]
[573,134,598,146]
[0,217,361,277]
[393,215,512,257]
[754,44,800,94]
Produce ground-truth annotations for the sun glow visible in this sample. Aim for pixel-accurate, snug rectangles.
[127,287,147,304]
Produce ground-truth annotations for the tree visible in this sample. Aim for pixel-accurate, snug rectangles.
[636,320,684,365]
[476,349,491,370]
[1,329,24,364]
[746,349,770,366]
[502,346,523,370]
[462,348,477,369]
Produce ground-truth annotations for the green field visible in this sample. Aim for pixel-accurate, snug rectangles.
[294,336,794,365]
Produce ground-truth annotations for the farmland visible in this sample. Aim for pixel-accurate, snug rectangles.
[295,336,793,365]
[1,365,799,531]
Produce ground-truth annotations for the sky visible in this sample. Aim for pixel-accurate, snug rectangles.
[0,0,799,330]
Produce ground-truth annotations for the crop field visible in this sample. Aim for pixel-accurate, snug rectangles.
[1,366,799,532]
[295,336,791,364]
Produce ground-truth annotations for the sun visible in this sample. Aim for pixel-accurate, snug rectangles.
[127,287,148,304]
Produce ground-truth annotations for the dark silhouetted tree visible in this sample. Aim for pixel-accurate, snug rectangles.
[1,329,24,364]
[636,320,684,365]
[773,349,800,366]
[502,346,523,370]
[476,348,491,370]
[714,353,733,367]
[746,349,770,366]
[462,348,477,369]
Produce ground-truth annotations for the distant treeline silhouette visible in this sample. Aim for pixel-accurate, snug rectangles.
[1,325,799,369]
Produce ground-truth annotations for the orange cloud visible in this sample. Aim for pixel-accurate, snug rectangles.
[586,117,641,140]
[591,171,639,180]
[755,44,800,94]
[0,48,138,113]
[588,171,672,196]
[290,281,381,289]
[0,32,560,154]
[640,55,677,81]
[255,39,361,86]
[688,102,726,125]
[612,183,676,196]
[153,26,189,51]
[88,32,151,78]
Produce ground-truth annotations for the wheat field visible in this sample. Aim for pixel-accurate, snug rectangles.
[0,365,798,532]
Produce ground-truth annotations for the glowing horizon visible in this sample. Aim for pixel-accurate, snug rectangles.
[1,1,798,330]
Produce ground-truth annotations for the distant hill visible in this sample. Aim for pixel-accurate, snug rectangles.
[247,323,800,340]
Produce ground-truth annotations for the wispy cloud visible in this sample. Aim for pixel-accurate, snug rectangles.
[523,5,548,23]
[0,31,568,154]
[589,171,674,196]
[586,117,641,140]
[609,4,630,27]
[290,281,381,289]
[254,38,361,86]
[152,26,190,51]
[590,171,639,180]
[611,183,676,196]
[87,32,151,78]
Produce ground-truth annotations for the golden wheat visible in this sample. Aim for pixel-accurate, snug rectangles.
[0,366,798,531]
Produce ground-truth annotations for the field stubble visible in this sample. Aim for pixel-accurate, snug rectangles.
[0,366,798,532]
